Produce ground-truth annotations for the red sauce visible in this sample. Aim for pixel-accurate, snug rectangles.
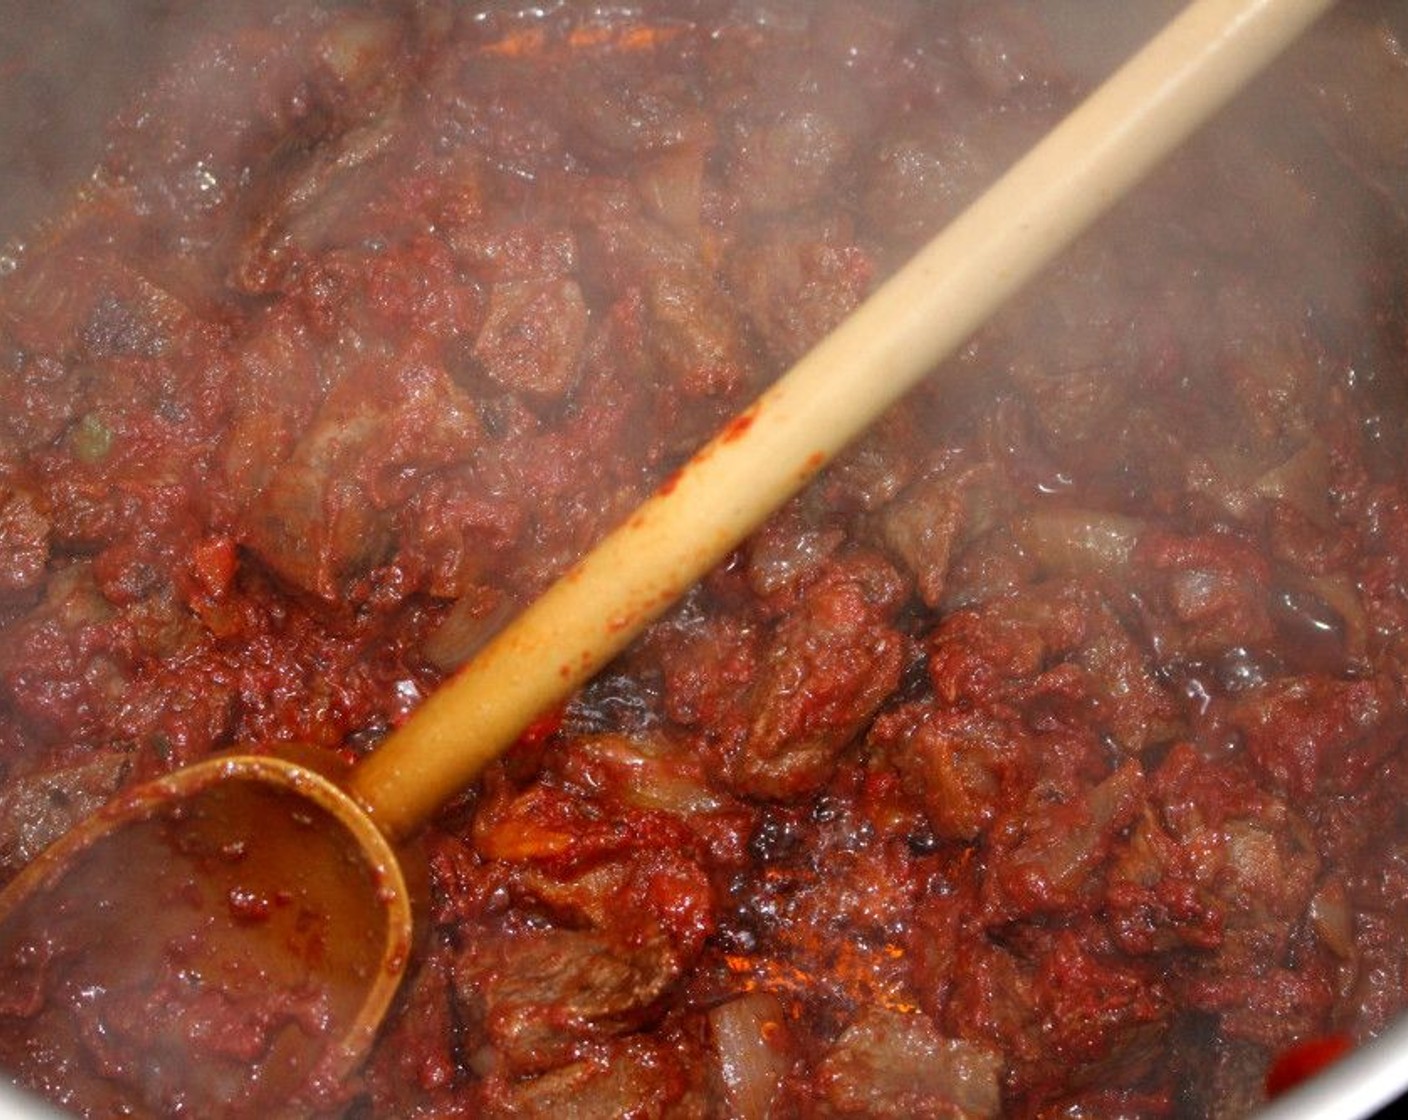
[720,411,757,444]
[3,1,1408,1116]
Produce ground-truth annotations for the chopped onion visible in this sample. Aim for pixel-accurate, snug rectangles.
[575,735,727,815]
[1309,878,1355,959]
[709,992,792,1120]
[1015,508,1144,576]
[420,589,516,672]
[316,14,400,92]
[1303,572,1368,662]
[1254,438,1333,529]
[636,146,707,240]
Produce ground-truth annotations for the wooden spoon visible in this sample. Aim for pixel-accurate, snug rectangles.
[0,0,1336,1113]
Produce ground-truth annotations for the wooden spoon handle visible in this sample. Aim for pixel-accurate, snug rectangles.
[347,0,1336,843]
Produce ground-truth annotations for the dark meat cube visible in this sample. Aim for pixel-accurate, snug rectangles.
[238,353,478,602]
[480,1036,708,1120]
[473,278,588,396]
[735,554,907,799]
[814,1007,1002,1120]
[454,928,680,1076]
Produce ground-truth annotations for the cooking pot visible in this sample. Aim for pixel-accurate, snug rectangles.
[4,2,1408,1117]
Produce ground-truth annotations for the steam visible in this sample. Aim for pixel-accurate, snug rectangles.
[3,1,1408,1116]
[0,1,296,250]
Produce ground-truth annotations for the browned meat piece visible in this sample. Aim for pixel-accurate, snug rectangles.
[989,761,1147,919]
[1226,674,1399,797]
[1107,745,1324,1044]
[877,477,972,610]
[814,1007,1002,1120]
[90,7,427,285]
[870,703,1032,842]
[661,551,908,800]
[915,887,1171,1105]
[561,54,712,160]
[738,507,846,600]
[240,406,395,601]
[582,189,754,403]
[479,1035,708,1120]
[0,752,131,879]
[862,125,1000,251]
[231,106,407,295]
[238,352,478,602]
[927,581,1180,754]
[723,61,869,217]
[473,278,588,395]
[1216,318,1322,452]
[452,928,680,1076]
[736,620,900,797]
[0,488,47,603]
[877,462,1017,609]
[726,215,873,366]
[860,1,1066,254]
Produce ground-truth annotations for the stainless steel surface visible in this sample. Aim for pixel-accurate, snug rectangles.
[1256,1016,1408,1120]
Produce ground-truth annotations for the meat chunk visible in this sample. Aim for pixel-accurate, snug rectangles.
[663,552,909,800]
[91,5,422,285]
[561,58,711,160]
[582,191,753,404]
[862,125,997,250]
[914,891,1170,1105]
[473,278,588,396]
[0,488,48,603]
[726,215,873,366]
[926,581,1179,754]
[468,772,718,955]
[240,405,394,600]
[0,753,131,878]
[742,561,907,793]
[238,351,478,601]
[870,703,1030,842]
[231,108,405,294]
[877,463,1017,609]
[814,1007,1002,1120]
[1106,745,1324,1045]
[990,761,1147,918]
[724,63,868,216]
[453,928,680,1076]
[479,1035,708,1120]
[1227,674,1398,797]
[956,1,1068,100]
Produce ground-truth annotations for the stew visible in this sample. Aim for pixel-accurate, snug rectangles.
[3,1,1408,1116]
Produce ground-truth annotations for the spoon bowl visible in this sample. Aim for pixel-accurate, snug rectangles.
[0,756,410,1116]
